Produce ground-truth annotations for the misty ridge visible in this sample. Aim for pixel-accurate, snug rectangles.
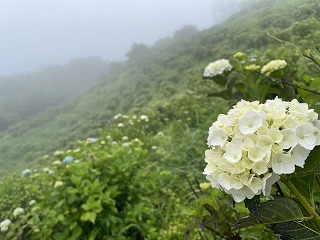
[0,24,202,132]
[0,0,257,134]
[0,57,109,131]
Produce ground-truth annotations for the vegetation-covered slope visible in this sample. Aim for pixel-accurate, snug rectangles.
[0,0,320,238]
[1,0,320,174]
[0,57,109,132]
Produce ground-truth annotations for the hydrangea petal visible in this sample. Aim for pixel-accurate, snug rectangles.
[290,144,310,168]
[262,172,280,196]
[238,111,263,135]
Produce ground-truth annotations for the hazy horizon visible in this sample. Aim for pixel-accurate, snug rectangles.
[0,0,244,76]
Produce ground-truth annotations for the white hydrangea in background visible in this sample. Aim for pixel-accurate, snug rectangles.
[0,219,11,232]
[261,60,287,76]
[54,181,64,188]
[203,59,233,77]
[204,97,320,202]
[13,207,24,217]
[29,200,36,206]
[140,115,149,122]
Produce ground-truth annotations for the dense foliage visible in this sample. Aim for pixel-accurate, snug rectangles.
[1,0,320,239]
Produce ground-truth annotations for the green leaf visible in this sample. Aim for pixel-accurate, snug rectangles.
[233,198,306,230]
[81,196,103,213]
[303,146,320,172]
[272,220,320,240]
[244,195,261,220]
[207,89,232,100]
[71,225,83,239]
[291,175,315,204]
[70,174,82,187]
[233,82,247,93]
[80,211,97,224]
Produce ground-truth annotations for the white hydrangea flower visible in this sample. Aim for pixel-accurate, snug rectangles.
[54,181,64,188]
[13,207,24,217]
[262,173,280,196]
[203,59,233,77]
[207,128,228,147]
[29,200,37,206]
[261,60,287,76]
[313,120,320,145]
[295,123,317,150]
[0,219,11,232]
[140,115,149,122]
[290,145,310,168]
[272,153,295,174]
[204,97,319,202]
[238,111,263,135]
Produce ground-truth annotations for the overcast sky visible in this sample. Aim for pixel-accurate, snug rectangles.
[0,0,233,76]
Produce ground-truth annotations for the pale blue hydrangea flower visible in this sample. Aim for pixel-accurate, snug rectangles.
[63,156,74,164]
[88,138,97,143]
[21,169,32,177]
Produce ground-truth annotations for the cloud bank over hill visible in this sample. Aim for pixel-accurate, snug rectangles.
[0,0,245,76]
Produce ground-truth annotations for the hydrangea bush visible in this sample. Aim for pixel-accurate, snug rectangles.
[200,51,320,239]
[204,97,320,202]
[203,59,233,77]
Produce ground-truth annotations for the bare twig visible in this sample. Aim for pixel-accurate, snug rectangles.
[253,70,320,96]
[266,31,298,49]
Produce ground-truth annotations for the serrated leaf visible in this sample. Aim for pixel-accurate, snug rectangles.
[272,220,320,240]
[291,175,315,204]
[303,146,320,172]
[233,198,306,230]
[203,75,228,86]
[80,211,97,224]
[244,196,261,220]
[207,89,232,100]
[233,82,247,92]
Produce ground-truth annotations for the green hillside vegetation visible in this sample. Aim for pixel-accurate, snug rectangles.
[1,0,320,174]
[0,57,109,131]
[0,0,320,239]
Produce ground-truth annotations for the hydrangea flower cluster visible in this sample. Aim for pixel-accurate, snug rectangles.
[0,219,11,232]
[244,64,261,71]
[21,169,32,177]
[62,156,74,164]
[203,59,233,77]
[13,207,24,217]
[261,60,287,76]
[204,98,320,202]
[54,181,64,188]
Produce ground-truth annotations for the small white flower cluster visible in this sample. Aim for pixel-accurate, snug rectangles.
[0,207,26,232]
[140,115,149,122]
[0,219,11,232]
[203,59,233,77]
[13,207,24,217]
[54,181,64,188]
[261,60,287,76]
[204,97,320,202]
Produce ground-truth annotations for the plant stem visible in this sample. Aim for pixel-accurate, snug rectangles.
[282,178,320,222]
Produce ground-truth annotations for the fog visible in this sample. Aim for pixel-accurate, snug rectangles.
[0,0,243,76]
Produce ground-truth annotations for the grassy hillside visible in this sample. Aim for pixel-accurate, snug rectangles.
[1,0,320,175]
[0,57,109,132]
[0,0,320,239]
